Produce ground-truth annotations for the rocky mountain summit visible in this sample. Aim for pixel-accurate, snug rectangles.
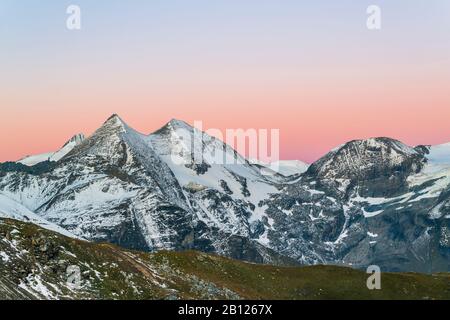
[264,138,449,272]
[307,137,427,197]
[0,115,449,272]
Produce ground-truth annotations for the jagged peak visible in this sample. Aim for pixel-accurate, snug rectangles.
[152,118,195,136]
[332,137,417,156]
[61,133,85,148]
[106,113,120,121]
[103,114,126,126]
[166,118,195,131]
[168,118,189,126]
[315,137,422,169]
[308,136,426,182]
[96,114,136,136]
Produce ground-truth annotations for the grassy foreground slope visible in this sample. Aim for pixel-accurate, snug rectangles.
[0,218,448,300]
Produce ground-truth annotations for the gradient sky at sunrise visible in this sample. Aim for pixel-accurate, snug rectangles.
[1,0,450,163]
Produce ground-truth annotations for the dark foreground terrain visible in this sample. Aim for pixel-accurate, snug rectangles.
[0,219,448,300]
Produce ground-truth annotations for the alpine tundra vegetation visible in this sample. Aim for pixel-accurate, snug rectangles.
[0,219,448,300]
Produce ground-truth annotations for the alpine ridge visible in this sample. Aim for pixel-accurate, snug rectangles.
[0,115,449,272]
[17,133,85,166]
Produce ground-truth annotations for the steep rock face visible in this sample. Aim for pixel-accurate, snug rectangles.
[307,138,427,197]
[262,140,450,272]
[148,119,282,235]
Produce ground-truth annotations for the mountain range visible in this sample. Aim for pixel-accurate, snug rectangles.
[1,114,449,273]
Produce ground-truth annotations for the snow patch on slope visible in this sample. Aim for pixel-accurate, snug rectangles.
[18,134,85,166]
[0,193,79,238]
[148,119,280,223]
[266,160,309,177]
[18,153,54,166]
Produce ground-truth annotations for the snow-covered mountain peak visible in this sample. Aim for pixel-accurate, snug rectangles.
[17,133,86,166]
[153,118,195,135]
[307,137,427,196]
[104,113,122,123]
[63,114,150,165]
[344,137,418,156]
[62,133,85,147]
[310,137,422,174]
[167,118,194,131]
[150,117,252,169]
[152,119,203,152]
[326,137,418,157]
[99,114,132,133]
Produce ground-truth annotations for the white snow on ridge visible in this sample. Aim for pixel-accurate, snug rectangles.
[148,120,281,223]
[50,134,85,162]
[266,160,309,177]
[402,143,450,219]
[0,193,79,239]
[250,159,309,177]
[346,142,450,220]
[18,153,54,166]
[17,134,85,166]
[427,143,450,166]
[408,143,450,196]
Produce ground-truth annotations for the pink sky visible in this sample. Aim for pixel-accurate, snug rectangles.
[1,1,449,164]
[2,61,449,164]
